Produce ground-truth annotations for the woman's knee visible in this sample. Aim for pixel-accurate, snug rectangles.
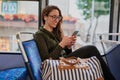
[87,45,98,50]
[81,45,97,51]
[82,45,100,55]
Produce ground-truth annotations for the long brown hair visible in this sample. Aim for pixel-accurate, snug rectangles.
[41,5,63,41]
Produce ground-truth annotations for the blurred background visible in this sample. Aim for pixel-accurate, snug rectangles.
[0,0,119,55]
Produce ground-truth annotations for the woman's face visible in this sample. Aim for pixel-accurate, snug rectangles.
[45,9,62,29]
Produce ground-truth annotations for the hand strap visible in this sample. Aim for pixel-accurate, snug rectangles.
[60,57,80,66]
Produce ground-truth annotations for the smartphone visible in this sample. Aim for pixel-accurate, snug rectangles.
[72,31,79,36]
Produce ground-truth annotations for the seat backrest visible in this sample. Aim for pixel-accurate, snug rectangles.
[0,52,25,70]
[105,44,120,80]
[16,32,42,80]
[98,33,120,80]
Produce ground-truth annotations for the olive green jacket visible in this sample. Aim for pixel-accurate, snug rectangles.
[34,27,71,61]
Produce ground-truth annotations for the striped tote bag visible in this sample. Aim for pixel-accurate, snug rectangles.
[42,56,104,80]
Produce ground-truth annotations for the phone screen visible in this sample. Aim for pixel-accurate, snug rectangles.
[72,31,79,36]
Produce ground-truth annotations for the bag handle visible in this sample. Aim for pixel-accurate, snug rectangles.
[59,57,80,66]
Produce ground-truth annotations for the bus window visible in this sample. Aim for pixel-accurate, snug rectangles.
[0,1,39,52]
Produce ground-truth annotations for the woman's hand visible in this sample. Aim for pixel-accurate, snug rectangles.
[67,36,77,49]
[59,36,76,48]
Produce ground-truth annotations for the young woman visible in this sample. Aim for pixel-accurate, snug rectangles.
[34,5,115,80]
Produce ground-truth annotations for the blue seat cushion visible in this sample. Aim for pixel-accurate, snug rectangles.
[0,67,27,80]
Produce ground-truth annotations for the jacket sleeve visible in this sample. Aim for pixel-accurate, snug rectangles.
[64,47,72,55]
[34,32,64,61]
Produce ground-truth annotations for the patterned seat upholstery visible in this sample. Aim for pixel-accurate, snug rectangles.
[22,40,42,80]
[0,67,27,80]
[16,32,42,80]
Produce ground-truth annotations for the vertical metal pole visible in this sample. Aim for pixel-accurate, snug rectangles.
[38,0,42,28]
[38,0,48,29]
[109,0,119,40]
